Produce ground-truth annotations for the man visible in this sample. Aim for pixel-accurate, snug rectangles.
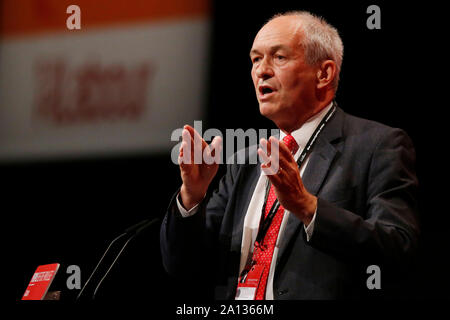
[160,11,419,299]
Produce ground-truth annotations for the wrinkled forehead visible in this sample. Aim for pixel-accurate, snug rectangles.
[252,16,304,51]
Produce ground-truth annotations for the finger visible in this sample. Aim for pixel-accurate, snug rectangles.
[268,136,279,147]
[210,135,222,151]
[260,138,276,166]
[203,141,214,165]
[258,146,270,166]
[210,136,223,163]
[185,125,208,164]
[182,127,203,164]
[265,137,272,156]
[259,138,269,157]
[267,137,280,159]
[184,125,208,150]
[182,128,194,149]
[179,141,192,170]
[181,129,194,164]
[266,137,281,174]
[179,143,184,163]
[259,148,279,176]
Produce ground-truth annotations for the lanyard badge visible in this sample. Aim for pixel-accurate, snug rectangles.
[235,264,265,300]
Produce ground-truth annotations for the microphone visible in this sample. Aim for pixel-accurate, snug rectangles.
[76,218,160,301]
[91,218,160,300]
[124,219,151,234]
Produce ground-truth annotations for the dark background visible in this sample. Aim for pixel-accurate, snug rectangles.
[7,0,449,303]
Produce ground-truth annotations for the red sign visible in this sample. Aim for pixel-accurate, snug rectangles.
[34,60,153,124]
[22,263,60,300]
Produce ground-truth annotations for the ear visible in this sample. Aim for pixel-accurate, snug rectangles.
[316,60,337,89]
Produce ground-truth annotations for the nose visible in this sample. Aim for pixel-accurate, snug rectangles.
[255,57,274,80]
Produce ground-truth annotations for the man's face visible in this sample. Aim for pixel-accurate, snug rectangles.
[250,17,318,130]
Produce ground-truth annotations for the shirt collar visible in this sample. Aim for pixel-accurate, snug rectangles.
[279,102,333,157]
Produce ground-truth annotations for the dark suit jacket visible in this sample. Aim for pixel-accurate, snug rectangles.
[160,106,420,299]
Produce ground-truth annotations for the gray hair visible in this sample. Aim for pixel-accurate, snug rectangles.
[268,11,344,90]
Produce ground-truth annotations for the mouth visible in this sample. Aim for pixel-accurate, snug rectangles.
[258,84,276,100]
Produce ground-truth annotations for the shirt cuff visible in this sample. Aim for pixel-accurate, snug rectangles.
[303,208,317,242]
[176,192,202,217]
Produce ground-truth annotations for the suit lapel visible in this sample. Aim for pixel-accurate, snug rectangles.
[229,160,261,258]
[276,107,344,266]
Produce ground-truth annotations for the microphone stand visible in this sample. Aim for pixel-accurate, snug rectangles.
[76,218,160,301]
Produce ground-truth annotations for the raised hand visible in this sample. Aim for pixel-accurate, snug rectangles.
[179,125,222,210]
[258,136,316,225]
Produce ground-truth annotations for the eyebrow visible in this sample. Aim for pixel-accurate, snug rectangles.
[249,44,290,57]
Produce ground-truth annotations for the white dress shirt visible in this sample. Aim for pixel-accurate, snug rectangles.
[176,102,333,300]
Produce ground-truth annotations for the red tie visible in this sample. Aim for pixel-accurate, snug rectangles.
[253,134,299,300]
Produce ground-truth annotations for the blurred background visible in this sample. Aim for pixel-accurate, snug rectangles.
[2,0,448,302]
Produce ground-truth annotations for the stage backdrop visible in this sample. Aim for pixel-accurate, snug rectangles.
[0,0,210,161]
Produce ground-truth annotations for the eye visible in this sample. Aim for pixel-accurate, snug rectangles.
[252,56,261,64]
[275,55,285,61]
